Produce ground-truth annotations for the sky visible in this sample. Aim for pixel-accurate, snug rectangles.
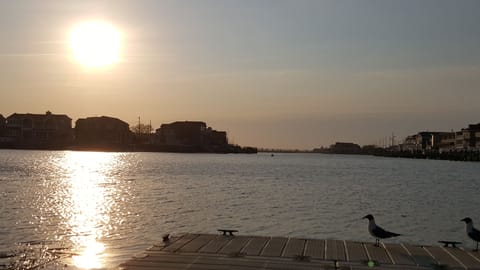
[1,0,480,149]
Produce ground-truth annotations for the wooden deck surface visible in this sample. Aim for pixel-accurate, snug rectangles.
[119,233,480,270]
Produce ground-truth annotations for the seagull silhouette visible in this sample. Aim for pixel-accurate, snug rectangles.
[363,214,401,247]
[461,217,480,252]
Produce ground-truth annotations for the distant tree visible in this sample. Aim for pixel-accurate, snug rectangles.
[130,123,152,134]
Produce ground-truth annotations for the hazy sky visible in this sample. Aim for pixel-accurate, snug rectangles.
[1,0,480,149]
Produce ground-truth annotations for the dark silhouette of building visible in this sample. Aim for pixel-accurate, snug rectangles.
[0,114,8,145]
[203,127,228,149]
[2,111,73,148]
[75,116,132,150]
[155,121,229,152]
[156,121,207,147]
[0,114,5,133]
[329,142,361,154]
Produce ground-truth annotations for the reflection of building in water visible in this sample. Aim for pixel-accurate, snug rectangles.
[1,111,73,148]
[155,121,228,152]
[75,116,132,150]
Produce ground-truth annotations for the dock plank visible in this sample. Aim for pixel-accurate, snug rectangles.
[465,249,480,262]
[383,243,416,266]
[425,246,464,268]
[121,233,480,270]
[364,243,392,265]
[325,239,346,261]
[199,236,232,253]
[445,248,480,269]
[241,237,269,256]
[402,244,437,267]
[218,236,251,254]
[345,241,367,262]
[281,238,305,258]
[178,234,216,253]
[261,237,288,257]
[304,239,325,260]
[159,233,199,252]
[124,252,327,270]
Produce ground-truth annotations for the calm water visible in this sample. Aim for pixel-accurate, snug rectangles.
[0,150,479,268]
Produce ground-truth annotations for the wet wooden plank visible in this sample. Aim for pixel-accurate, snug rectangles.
[159,233,199,252]
[260,237,288,257]
[262,261,326,270]
[425,246,463,268]
[178,234,216,253]
[345,241,367,262]
[364,243,392,264]
[281,238,305,257]
[383,243,416,266]
[218,236,251,254]
[241,237,269,256]
[445,248,480,269]
[325,239,346,261]
[402,244,437,267]
[304,239,325,260]
[464,249,480,267]
[123,252,326,270]
[161,255,265,269]
[123,259,263,270]
[199,236,232,253]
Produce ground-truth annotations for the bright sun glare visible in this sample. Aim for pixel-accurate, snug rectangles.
[70,21,121,68]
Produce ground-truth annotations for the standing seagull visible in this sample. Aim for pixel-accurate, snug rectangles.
[363,214,401,247]
[461,217,480,251]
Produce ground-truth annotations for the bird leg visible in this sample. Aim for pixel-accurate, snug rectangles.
[375,238,379,247]
[475,242,478,252]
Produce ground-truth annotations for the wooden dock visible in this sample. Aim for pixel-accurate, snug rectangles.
[119,233,480,270]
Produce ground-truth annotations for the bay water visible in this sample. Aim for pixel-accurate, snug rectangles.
[0,150,479,268]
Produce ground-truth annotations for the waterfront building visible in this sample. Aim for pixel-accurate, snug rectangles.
[329,142,361,154]
[437,132,456,152]
[401,135,420,152]
[0,114,5,133]
[455,123,480,150]
[75,116,132,149]
[155,121,229,152]
[476,131,480,150]
[0,114,8,145]
[3,111,73,148]
[402,132,447,152]
[204,128,228,147]
[155,121,207,147]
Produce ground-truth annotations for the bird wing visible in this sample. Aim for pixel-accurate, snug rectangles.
[469,227,480,242]
[372,225,401,239]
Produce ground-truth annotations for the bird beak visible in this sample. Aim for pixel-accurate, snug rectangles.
[362,215,368,219]
[461,218,466,222]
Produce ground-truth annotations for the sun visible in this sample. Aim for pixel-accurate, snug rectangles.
[70,21,121,68]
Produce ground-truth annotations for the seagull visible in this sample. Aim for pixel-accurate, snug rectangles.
[461,217,480,251]
[363,214,401,247]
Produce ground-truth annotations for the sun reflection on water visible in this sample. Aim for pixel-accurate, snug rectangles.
[60,152,118,269]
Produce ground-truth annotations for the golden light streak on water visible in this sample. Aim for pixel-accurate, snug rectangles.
[59,152,117,269]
